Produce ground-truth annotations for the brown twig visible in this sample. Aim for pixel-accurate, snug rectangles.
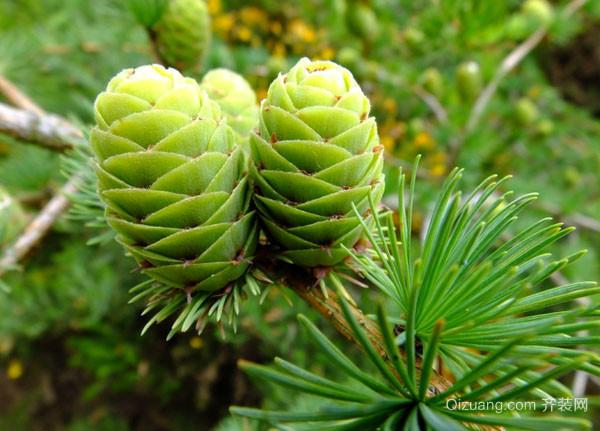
[496,187,600,234]
[255,249,452,393]
[413,86,448,123]
[538,203,600,234]
[0,176,81,278]
[0,74,45,115]
[0,102,81,151]
[259,257,502,429]
[0,77,83,278]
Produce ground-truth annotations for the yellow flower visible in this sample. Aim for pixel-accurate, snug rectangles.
[237,26,252,42]
[207,0,221,15]
[430,163,446,178]
[189,336,203,349]
[239,7,267,26]
[214,14,235,35]
[381,135,395,152]
[383,98,397,114]
[269,20,283,36]
[318,46,336,60]
[289,19,316,43]
[7,359,23,380]
[413,131,434,150]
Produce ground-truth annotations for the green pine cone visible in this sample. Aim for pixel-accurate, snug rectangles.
[92,64,257,292]
[250,57,385,267]
[420,67,444,98]
[201,69,258,145]
[456,61,483,101]
[0,187,27,246]
[127,0,168,28]
[515,97,539,126]
[152,0,211,71]
[347,4,380,43]
[522,0,554,27]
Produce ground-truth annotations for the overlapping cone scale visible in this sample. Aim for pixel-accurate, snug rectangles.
[92,64,257,292]
[153,0,210,71]
[251,58,385,267]
[201,69,258,145]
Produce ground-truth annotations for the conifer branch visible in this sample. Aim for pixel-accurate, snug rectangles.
[0,176,81,278]
[255,249,453,394]
[540,203,600,234]
[0,102,81,151]
[0,74,45,115]
[413,86,448,123]
[0,77,84,278]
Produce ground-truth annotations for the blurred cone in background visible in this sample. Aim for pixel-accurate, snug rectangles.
[346,2,379,44]
[456,61,483,101]
[128,0,211,72]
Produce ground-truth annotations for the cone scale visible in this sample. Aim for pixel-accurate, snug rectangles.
[251,58,385,267]
[91,64,257,292]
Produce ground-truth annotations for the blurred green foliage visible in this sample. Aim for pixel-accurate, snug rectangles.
[0,0,598,429]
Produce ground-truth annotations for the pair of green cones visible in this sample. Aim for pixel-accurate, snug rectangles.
[91,58,384,294]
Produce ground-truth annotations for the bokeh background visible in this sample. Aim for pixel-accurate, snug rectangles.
[0,0,598,429]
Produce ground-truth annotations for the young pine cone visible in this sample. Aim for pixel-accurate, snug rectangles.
[250,57,384,267]
[92,64,257,292]
[152,0,211,72]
